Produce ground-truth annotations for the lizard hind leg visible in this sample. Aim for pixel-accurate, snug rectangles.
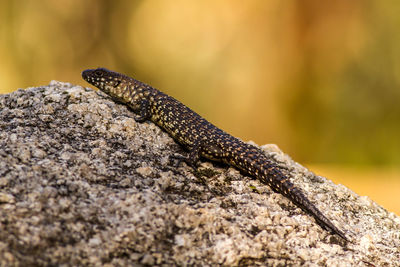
[169,153,195,168]
[169,142,203,169]
[169,142,225,169]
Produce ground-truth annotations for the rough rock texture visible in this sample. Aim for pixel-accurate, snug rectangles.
[0,81,399,266]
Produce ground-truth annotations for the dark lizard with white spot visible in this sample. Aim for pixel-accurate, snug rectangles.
[82,67,348,242]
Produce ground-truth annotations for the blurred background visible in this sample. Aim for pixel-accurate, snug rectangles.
[1,0,399,214]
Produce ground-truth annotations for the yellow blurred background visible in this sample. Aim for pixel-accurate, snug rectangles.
[1,0,399,214]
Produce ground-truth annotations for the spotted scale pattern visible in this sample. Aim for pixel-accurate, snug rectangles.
[82,68,348,241]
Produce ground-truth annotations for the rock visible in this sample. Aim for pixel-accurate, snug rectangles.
[0,81,399,266]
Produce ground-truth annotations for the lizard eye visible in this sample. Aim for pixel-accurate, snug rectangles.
[94,70,103,77]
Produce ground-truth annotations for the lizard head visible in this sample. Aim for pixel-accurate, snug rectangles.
[82,68,125,96]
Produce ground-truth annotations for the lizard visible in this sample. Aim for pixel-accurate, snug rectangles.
[82,67,348,242]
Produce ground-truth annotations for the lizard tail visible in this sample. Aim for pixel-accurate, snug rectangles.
[234,153,348,241]
[263,164,348,241]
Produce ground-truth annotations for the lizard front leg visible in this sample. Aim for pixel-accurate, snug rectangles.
[132,98,151,122]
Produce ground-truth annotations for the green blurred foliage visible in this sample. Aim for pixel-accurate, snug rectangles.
[0,0,399,166]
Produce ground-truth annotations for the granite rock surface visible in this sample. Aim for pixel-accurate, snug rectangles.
[0,81,399,266]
